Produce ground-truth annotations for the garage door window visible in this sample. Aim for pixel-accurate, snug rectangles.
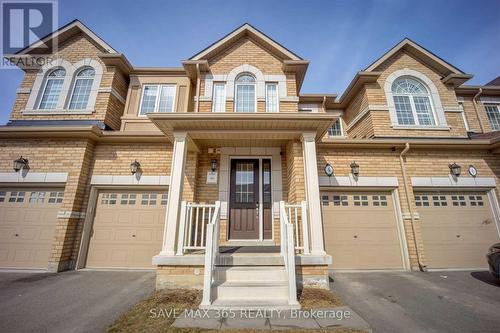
[101,193,117,205]
[372,195,388,206]
[353,195,368,206]
[48,191,64,203]
[332,195,348,206]
[0,191,5,202]
[321,195,329,206]
[8,191,25,203]
[469,195,484,207]
[160,193,168,205]
[451,195,466,206]
[29,191,46,204]
[120,193,137,205]
[141,193,157,205]
[431,195,447,206]
[415,195,429,207]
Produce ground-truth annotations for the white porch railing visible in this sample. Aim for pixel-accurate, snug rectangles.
[176,201,217,255]
[201,201,221,306]
[284,201,310,254]
[280,201,299,307]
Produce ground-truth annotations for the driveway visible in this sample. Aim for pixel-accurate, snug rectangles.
[330,270,500,333]
[0,270,155,333]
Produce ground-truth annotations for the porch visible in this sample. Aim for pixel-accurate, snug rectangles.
[147,113,334,308]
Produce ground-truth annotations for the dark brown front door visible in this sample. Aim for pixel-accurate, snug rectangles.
[229,159,259,239]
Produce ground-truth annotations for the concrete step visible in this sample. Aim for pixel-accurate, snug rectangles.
[216,253,284,266]
[213,281,289,300]
[206,298,300,310]
[215,266,287,283]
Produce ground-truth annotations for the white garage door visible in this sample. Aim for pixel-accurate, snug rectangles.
[85,190,167,269]
[0,188,63,269]
[416,191,500,269]
[322,191,405,270]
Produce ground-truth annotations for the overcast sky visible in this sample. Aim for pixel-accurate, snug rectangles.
[1,0,499,125]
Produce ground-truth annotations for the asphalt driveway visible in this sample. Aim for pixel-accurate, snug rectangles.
[331,270,500,333]
[0,270,155,333]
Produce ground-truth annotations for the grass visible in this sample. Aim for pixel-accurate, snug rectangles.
[107,288,365,333]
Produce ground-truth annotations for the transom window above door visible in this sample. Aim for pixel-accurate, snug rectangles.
[139,85,176,115]
[391,77,436,126]
[235,73,256,112]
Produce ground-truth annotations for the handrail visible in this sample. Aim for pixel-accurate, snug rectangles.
[283,201,310,254]
[280,201,299,306]
[200,201,221,306]
[177,201,217,255]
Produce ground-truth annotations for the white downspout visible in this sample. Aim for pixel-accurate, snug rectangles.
[399,143,426,272]
[472,88,484,133]
[195,63,201,113]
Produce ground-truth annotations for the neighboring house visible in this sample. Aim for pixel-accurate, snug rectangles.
[0,21,499,308]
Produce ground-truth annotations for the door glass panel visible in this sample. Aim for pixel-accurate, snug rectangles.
[263,159,271,204]
[235,162,254,203]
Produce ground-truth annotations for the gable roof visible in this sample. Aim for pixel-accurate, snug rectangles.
[486,76,500,86]
[364,37,464,76]
[15,19,117,55]
[189,23,302,61]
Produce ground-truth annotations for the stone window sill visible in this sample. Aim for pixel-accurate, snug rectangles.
[391,125,450,131]
[22,109,95,115]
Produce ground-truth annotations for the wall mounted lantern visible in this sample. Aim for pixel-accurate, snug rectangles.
[350,161,360,176]
[210,159,218,172]
[449,162,461,177]
[13,156,28,172]
[324,163,334,177]
[130,160,141,174]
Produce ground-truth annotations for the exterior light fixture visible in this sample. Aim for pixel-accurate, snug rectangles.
[210,159,218,172]
[449,162,461,177]
[350,161,360,176]
[324,163,334,177]
[13,156,28,172]
[130,160,141,174]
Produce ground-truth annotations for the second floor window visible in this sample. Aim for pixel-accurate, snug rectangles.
[485,104,500,131]
[212,83,226,112]
[39,68,66,109]
[328,119,343,137]
[392,77,436,126]
[139,85,176,115]
[69,67,95,109]
[266,83,278,112]
[235,74,256,112]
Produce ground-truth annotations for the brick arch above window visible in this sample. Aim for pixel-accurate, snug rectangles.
[384,69,448,128]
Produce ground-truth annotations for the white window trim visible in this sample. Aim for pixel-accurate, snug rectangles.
[24,58,103,114]
[68,67,95,110]
[458,102,470,131]
[265,82,279,113]
[234,74,257,113]
[484,104,500,131]
[392,82,438,126]
[327,119,344,137]
[38,69,66,110]
[138,84,177,116]
[212,82,226,113]
[385,69,447,128]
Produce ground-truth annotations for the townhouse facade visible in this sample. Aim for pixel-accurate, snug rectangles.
[0,21,499,308]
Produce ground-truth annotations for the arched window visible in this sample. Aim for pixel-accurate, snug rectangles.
[69,67,95,110]
[235,73,256,112]
[391,77,436,126]
[39,68,66,109]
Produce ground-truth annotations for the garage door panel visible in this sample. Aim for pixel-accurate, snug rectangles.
[0,188,62,269]
[86,190,167,269]
[417,191,499,269]
[322,191,404,270]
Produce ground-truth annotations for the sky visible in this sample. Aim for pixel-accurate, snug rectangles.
[0,0,499,125]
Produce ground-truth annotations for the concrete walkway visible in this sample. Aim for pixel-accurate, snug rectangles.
[173,306,371,330]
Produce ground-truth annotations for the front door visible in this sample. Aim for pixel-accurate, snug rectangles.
[229,159,260,239]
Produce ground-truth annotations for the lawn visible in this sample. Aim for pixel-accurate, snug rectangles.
[107,288,365,333]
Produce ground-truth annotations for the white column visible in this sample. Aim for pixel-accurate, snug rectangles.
[301,132,326,256]
[160,131,188,255]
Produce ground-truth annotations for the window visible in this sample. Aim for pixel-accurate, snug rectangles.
[29,191,45,204]
[469,195,484,207]
[321,195,329,206]
[212,83,226,112]
[328,119,343,137]
[120,193,136,205]
[332,195,348,206]
[391,77,436,126]
[432,195,447,207]
[372,195,388,206]
[485,104,500,131]
[139,85,176,115]
[48,191,64,203]
[160,193,168,205]
[415,195,429,207]
[266,83,278,112]
[101,193,117,205]
[0,191,6,202]
[235,74,256,112]
[451,195,466,207]
[69,67,95,109]
[353,195,369,206]
[39,68,66,109]
[141,193,157,205]
[8,191,25,203]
